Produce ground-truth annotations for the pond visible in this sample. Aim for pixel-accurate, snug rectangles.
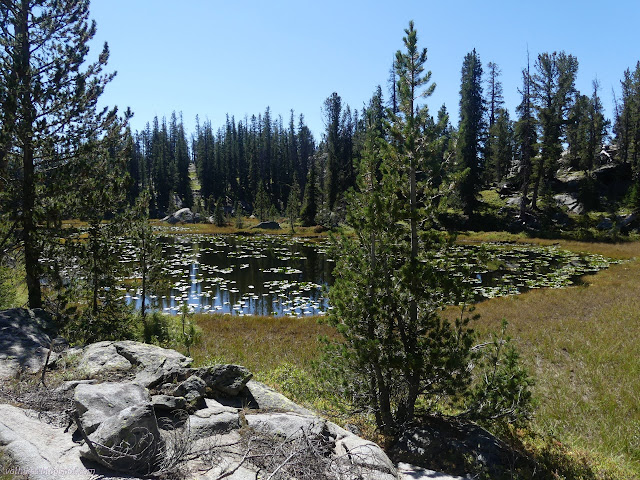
[120,235,618,317]
[123,235,333,317]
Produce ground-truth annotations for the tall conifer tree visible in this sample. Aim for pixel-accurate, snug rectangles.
[457,49,485,216]
[0,0,117,308]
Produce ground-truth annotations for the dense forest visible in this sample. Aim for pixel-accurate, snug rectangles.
[122,53,640,230]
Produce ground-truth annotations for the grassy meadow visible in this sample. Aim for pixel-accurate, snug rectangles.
[186,235,640,479]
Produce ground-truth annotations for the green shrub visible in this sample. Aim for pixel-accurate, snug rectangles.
[61,301,137,345]
[141,310,172,345]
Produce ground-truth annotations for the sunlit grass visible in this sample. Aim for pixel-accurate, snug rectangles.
[478,189,510,209]
[149,218,332,238]
[455,244,640,477]
[189,313,336,374]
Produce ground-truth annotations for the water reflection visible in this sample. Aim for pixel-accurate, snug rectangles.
[125,235,333,316]
[122,236,617,316]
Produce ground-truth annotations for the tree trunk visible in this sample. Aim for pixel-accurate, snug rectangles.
[17,0,42,309]
[140,237,147,322]
[530,156,544,210]
[23,144,42,308]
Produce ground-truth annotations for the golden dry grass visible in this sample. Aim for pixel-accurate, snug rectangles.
[189,313,337,374]
[149,218,331,238]
[458,230,640,259]
[460,242,640,477]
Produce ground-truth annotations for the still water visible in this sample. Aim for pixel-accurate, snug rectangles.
[122,235,617,317]
[124,235,333,316]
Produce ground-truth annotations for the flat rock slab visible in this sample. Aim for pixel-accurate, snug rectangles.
[242,380,313,414]
[114,341,192,370]
[0,404,92,480]
[335,433,396,476]
[245,412,326,438]
[112,341,193,388]
[78,341,133,376]
[189,410,240,439]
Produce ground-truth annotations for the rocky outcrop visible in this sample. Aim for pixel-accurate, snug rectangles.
[0,308,479,479]
[0,313,399,479]
[390,417,511,479]
[74,382,151,435]
[79,403,161,474]
[553,193,584,215]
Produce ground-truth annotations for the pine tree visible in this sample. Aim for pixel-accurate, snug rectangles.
[531,51,578,209]
[130,190,165,325]
[566,94,591,170]
[490,108,514,183]
[0,0,117,308]
[515,54,537,218]
[614,62,640,202]
[254,182,271,221]
[485,61,505,182]
[323,92,342,211]
[214,198,225,227]
[300,158,318,226]
[457,49,486,216]
[285,180,301,233]
[174,113,193,207]
[63,123,134,342]
[328,22,477,433]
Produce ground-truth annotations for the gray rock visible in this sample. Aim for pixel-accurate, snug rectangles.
[114,340,192,388]
[114,341,192,370]
[505,195,522,207]
[244,412,326,438]
[152,394,187,412]
[189,408,240,438]
[174,374,206,397]
[77,341,132,377]
[54,379,97,394]
[553,193,584,215]
[252,221,281,230]
[196,364,252,396]
[134,362,193,389]
[165,207,194,224]
[335,433,396,476]
[203,397,239,414]
[74,382,150,435]
[619,212,639,233]
[80,404,161,474]
[0,308,56,379]
[0,404,93,480]
[244,380,313,414]
[398,462,470,479]
[391,418,510,479]
[597,217,614,230]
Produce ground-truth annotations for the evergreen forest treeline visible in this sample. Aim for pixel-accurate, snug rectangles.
[123,57,640,226]
[3,0,640,315]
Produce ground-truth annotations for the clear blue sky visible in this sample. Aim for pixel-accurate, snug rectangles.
[89,0,639,141]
